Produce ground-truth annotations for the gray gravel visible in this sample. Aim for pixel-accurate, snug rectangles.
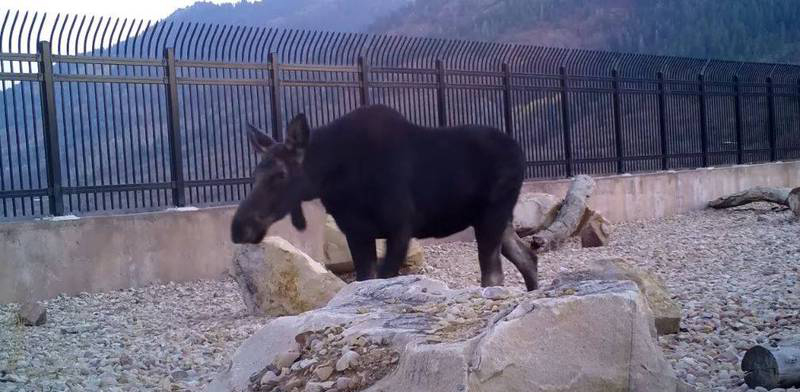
[0,280,268,391]
[1,203,797,391]
[423,203,800,392]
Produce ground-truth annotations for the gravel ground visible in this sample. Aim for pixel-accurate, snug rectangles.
[0,280,269,391]
[1,203,798,391]
[423,203,800,392]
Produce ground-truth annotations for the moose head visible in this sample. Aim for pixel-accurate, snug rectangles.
[230,114,312,244]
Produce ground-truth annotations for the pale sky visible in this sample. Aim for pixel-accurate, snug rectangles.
[3,0,244,21]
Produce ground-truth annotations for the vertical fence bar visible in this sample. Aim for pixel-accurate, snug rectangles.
[37,41,64,216]
[698,73,709,167]
[268,52,283,141]
[501,63,514,136]
[733,75,744,164]
[611,69,624,173]
[164,47,186,207]
[559,66,573,177]
[657,72,668,170]
[766,76,777,161]
[358,56,371,106]
[435,59,448,127]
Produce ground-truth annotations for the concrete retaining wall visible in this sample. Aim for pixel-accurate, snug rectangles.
[0,201,328,304]
[2,161,798,303]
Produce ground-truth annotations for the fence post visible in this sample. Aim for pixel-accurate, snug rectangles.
[163,47,186,207]
[501,63,514,136]
[559,66,574,177]
[268,52,284,141]
[733,75,744,164]
[37,41,64,216]
[766,76,777,161]
[611,69,624,174]
[657,72,668,170]
[435,59,448,127]
[358,56,371,106]
[698,73,709,167]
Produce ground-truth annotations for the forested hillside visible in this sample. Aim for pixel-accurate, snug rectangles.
[368,0,800,63]
[168,0,412,32]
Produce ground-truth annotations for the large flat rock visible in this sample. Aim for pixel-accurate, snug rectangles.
[208,275,680,392]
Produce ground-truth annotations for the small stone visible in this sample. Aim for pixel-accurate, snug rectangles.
[273,348,301,369]
[335,350,360,371]
[293,357,318,371]
[118,353,132,367]
[99,376,116,387]
[259,371,279,388]
[285,377,304,390]
[314,365,334,381]
[335,376,354,390]
[305,381,336,392]
[755,387,768,392]
[170,370,188,380]
[481,286,511,300]
[17,302,47,326]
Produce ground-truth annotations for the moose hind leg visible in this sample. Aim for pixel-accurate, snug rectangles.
[345,235,378,281]
[474,221,505,288]
[501,224,539,291]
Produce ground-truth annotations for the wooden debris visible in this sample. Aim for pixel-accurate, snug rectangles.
[708,186,793,209]
[742,344,800,389]
[531,175,596,252]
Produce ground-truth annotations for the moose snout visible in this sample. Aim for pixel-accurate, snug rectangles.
[231,215,268,244]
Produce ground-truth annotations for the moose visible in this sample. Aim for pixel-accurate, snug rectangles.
[231,104,539,291]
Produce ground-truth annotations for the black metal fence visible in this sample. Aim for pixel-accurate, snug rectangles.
[1,10,800,220]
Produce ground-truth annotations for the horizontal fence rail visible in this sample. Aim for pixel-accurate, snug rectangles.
[1,9,800,219]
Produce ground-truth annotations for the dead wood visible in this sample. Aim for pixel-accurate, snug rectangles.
[531,175,595,252]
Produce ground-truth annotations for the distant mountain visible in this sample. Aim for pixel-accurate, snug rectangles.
[167,0,412,32]
[368,0,800,64]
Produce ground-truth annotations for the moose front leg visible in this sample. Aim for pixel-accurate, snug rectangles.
[345,235,378,281]
[378,228,412,279]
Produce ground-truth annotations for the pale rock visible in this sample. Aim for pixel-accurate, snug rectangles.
[313,366,334,381]
[230,237,346,316]
[553,258,682,335]
[335,350,360,372]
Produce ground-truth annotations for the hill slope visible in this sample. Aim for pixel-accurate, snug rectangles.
[168,0,411,32]
[368,0,800,63]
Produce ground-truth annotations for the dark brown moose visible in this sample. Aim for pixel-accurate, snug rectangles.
[231,105,539,290]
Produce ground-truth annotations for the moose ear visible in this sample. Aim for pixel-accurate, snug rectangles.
[246,123,275,153]
[286,113,310,153]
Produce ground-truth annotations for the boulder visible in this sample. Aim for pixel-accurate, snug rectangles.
[579,210,611,248]
[17,302,46,326]
[553,258,682,335]
[512,192,561,236]
[208,276,680,392]
[230,237,345,317]
[322,215,424,273]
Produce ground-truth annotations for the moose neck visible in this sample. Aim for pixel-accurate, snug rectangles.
[297,132,326,202]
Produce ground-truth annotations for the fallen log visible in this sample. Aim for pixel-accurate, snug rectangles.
[531,175,595,252]
[708,186,793,209]
[742,344,800,389]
